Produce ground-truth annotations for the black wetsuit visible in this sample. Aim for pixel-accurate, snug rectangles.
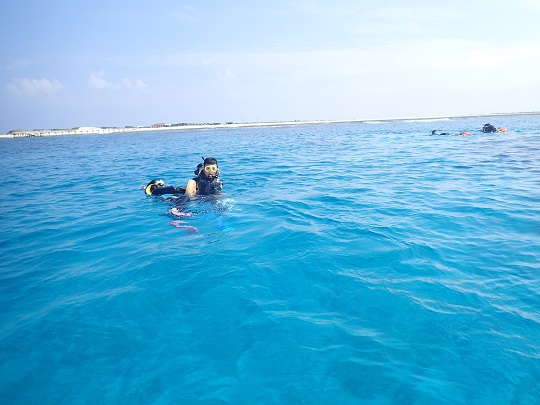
[150,185,185,195]
[194,173,223,195]
[147,176,221,196]
[169,175,223,211]
[482,124,497,133]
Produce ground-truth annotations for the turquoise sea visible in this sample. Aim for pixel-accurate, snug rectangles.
[1,115,539,404]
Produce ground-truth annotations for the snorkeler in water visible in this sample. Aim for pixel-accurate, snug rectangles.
[482,123,497,133]
[431,129,471,136]
[431,123,507,137]
[144,179,185,196]
[432,129,450,135]
[170,157,223,216]
[185,157,223,197]
[144,157,224,228]
[482,123,507,133]
[144,157,223,197]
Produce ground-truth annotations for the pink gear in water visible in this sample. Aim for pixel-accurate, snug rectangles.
[171,208,192,217]
[169,220,198,234]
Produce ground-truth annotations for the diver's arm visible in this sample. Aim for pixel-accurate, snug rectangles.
[151,186,185,195]
[185,179,197,196]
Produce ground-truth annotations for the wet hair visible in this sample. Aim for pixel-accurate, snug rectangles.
[203,157,218,166]
[194,157,219,176]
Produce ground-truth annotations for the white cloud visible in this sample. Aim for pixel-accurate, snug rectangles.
[146,39,540,119]
[135,79,147,88]
[122,78,147,89]
[123,38,540,87]
[90,70,146,90]
[217,70,237,80]
[89,70,113,89]
[7,78,63,95]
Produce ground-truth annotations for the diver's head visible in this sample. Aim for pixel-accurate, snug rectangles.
[202,157,219,179]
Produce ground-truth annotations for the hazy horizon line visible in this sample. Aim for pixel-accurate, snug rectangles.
[3,110,539,136]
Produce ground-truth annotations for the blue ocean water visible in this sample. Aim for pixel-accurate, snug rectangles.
[1,115,539,404]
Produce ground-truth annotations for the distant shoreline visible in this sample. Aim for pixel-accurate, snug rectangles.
[1,111,538,139]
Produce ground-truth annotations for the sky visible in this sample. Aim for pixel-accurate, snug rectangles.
[1,0,540,133]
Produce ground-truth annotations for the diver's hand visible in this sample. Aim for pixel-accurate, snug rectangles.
[171,208,192,217]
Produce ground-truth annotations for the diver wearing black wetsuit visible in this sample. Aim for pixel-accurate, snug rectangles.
[185,157,223,196]
[482,123,497,133]
[146,182,185,195]
[432,129,451,135]
[191,170,223,195]
[144,157,223,197]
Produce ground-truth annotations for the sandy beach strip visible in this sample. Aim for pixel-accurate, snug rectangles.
[1,120,356,138]
[1,112,538,138]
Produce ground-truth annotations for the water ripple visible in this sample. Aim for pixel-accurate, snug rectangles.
[1,116,539,403]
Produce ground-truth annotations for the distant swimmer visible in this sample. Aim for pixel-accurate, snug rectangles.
[432,129,471,136]
[482,123,508,133]
[432,129,451,135]
[481,123,507,133]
